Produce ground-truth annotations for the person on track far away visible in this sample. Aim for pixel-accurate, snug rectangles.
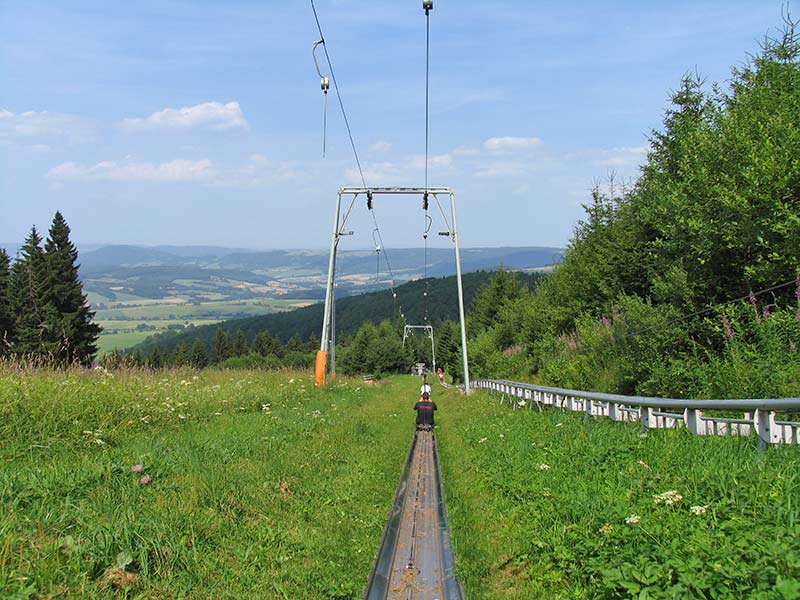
[414,391,437,431]
[420,375,432,398]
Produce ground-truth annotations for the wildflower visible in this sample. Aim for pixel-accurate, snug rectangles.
[139,475,151,485]
[131,464,143,473]
[625,514,641,524]
[749,291,757,305]
[637,460,651,470]
[499,433,505,438]
[542,487,552,497]
[600,316,611,328]
[555,423,563,427]
[478,437,488,444]
[690,504,709,515]
[763,305,771,319]
[598,524,613,535]
[653,490,683,506]
[94,438,106,446]
[518,400,526,407]
[539,463,551,470]
[639,433,648,439]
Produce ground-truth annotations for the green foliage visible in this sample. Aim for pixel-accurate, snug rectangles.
[0,249,12,354]
[189,338,208,368]
[42,212,101,365]
[212,327,231,363]
[461,20,800,398]
[10,227,48,357]
[438,390,800,598]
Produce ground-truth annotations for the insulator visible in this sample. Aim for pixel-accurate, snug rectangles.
[321,76,329,93]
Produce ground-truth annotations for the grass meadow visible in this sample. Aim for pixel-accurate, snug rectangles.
[438,391,800,599]
[2,368,798,599]
[1,369,423,599]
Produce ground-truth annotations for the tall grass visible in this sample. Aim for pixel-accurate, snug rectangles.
[437,390,800,599]
[1,367,422,599]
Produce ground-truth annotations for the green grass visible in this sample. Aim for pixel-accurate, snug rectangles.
[4,371,798,599]
[0,369,425,599]
[437,391,800,599]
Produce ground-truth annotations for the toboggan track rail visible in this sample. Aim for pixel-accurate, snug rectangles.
[364,430,464,599]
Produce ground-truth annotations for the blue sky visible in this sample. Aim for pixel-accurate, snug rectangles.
[0,0,793,252]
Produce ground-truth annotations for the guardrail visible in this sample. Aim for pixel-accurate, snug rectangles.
[473,379,800,448]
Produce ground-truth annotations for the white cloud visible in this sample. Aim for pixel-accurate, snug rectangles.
[0,109,92,143]
[410,153,453,169]
[484,136,543,152]
[475,160,526,178]
[122,101,248,131]
[594,145,649,167]
[47,159,214,182]
[370,140,392,153]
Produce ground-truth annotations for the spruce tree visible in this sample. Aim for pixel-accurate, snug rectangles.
[173,342,189,367]
[212,328,231,363]
[253,331,279,356]
[10,227,48,358]
[43,212,101,365]
[232,329,248,357]
[190,338,209,368]
[0,249,12,354]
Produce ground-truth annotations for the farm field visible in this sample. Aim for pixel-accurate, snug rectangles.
[93,298,315,354]
[3,369,798,599]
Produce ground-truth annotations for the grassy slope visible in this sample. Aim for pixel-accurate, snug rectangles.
[4,371,798,598]
[0,369,427,599]
[437,391,800,599]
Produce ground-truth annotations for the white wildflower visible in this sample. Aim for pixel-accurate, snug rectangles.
[625,514,641,524]
[598,524,613,535]
[518,400,526,407]
[538,463,551,471]
[639,432,648,438]
[478,437,488,444]
[653,490,683,506]
[690,504,709,515]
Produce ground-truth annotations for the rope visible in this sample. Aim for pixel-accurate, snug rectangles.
[310,0,401,320]
[310,0,366,188]
[424,8,430,191]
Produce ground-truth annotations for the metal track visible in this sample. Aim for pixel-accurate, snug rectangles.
[364,430,464,599]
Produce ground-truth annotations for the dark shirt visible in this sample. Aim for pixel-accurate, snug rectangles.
[414,399,437,425]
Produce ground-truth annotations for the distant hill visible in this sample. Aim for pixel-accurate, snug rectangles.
[74,244,562,304]
[134,270,546,355]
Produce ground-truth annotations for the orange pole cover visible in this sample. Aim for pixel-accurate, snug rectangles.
[314,350,327,387]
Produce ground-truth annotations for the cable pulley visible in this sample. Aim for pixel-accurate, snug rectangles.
[423,0,432,15]
[367,190,373,210]
[312,39,330,157]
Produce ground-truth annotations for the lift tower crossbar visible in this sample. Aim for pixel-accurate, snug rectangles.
[315,187,470,394]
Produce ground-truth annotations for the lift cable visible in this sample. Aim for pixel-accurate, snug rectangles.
[310,0,366,187]
[310,0,402,320]
[422,1,433,323]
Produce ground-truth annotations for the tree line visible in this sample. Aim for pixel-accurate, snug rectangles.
[462,20,800,399]
[0,212,100,365]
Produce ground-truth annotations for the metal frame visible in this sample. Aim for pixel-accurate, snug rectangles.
[319,187,470,392]
[402,324,436,374]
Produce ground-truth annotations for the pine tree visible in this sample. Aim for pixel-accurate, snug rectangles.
[285,335,304,353]
[148,347,163,369]
[173,342,189,367]
[43,212,101,365]
[232,329,248,357]
[0,249,12,355]
[10,227,48,358]
[190,338,209,368]
[212,328,231,363]
[253,331,280,357]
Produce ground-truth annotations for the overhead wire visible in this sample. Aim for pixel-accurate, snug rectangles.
[310,0,402,319]
[422,2,432,323]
